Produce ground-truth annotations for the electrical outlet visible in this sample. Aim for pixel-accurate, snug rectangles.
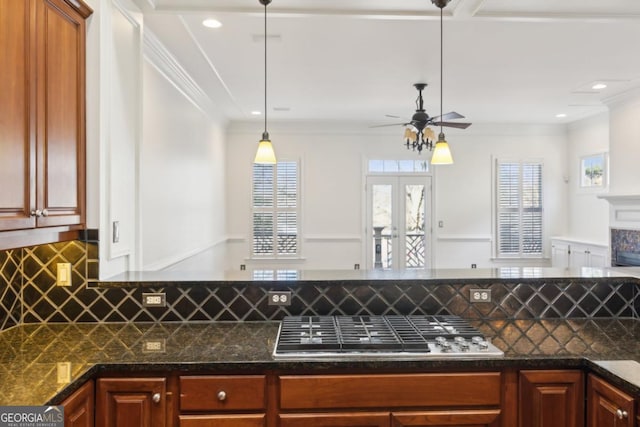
[354,264,360,270]
[142,292,166,307]
[268,291,292,306]
[142,339,166,353]
[56,263,72,287]
[470,289,491,303]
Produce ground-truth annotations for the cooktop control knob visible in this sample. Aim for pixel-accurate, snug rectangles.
[435,336,447,346]
[477,341,489,350]
[471,336,484,344]
[458,341,470,351]
[440,341,452,352]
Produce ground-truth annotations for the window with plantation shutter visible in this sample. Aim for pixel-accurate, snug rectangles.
[252,161,299,257]
[496,160,543,257]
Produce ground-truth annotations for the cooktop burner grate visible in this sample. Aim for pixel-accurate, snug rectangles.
[273,315,503,358]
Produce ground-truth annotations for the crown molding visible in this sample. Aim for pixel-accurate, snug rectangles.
[142,28,220,119]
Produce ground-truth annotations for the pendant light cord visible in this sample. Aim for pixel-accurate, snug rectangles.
[264,1,268,135]
[439,5,443,136]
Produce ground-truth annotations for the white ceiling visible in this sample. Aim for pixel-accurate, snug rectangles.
[135,0,640,126]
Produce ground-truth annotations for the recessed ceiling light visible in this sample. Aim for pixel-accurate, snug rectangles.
[555,113,567,118]
[592,83,607,90]
[202,19,222,29]
[251,111,262,115]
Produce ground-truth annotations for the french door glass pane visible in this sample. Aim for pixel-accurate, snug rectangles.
[372,184,393,269]
[405,184,425,268]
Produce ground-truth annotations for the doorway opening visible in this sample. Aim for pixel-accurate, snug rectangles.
[365,161,432,270]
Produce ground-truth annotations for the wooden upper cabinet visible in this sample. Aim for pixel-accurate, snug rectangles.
[35,0,89,228]
[0,0,91,238]
[0,0,35,231]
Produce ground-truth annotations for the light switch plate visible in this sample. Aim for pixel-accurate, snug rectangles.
[56,263,72,287]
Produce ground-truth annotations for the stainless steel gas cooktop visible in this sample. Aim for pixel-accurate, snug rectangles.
[273,315,504,359]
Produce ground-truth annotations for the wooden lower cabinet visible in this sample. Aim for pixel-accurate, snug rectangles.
[95,377,167,427]
[519,370,584,427]
[587,374,635,427]
[178,375,266,427]
[179,414,265,427]
[62,380,95,427]
[279,412,389,427]
[391,409,501,426]
[278,373,502,427]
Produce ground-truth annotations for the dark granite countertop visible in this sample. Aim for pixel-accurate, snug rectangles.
[0,318,638,406]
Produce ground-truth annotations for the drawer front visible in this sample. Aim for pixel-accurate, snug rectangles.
[279,372,501,410]
[179,414,265,427]
[180,375,266,411]
[279,412,389,427]
[391,409,501,426]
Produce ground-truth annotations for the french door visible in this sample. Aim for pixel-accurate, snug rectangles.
[366,175,432,270]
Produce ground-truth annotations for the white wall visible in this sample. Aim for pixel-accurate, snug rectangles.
[565,113,610,244]
[226,121,569,269]
[85,0,228,277]
[140,61,227,271]
[608,90,640,195]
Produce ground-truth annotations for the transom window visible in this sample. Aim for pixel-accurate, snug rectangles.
[496,160,543,257]
[252,161,299,257]
[368,159,430,173]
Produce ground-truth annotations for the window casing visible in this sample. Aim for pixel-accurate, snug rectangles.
[252,161,299,257]
[496,160,543,258]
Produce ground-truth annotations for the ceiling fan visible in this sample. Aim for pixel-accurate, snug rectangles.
[372,83,471,132]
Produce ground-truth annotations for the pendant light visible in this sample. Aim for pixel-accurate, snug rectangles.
[254,0,276,164]
[430,0,453,165]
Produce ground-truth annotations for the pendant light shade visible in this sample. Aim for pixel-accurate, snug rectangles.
[431,0,454,165]
[431,132,453,165]
[254,132,276,164]
[254,0,276,164]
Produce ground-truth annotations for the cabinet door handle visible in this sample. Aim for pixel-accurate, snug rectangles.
[217,390,227,401]
[152,393,161,403]
[616,409,628,419]
[41,209,48,217]
[30,209,42,217]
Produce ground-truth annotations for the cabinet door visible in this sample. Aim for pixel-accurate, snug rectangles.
[519,370,584,427]
[62,380,95,427]
[96,377,166,427]
[179,414,265,427]
[279,412,389,427]
[550,241,570,269]
[391,409,500,426]
[587,374,634,427]
[34,0,86,228]
[0,0,36,231]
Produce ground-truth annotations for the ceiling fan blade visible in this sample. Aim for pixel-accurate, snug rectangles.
[385,114,403,119]
[369,122,408,128]
[431,111,465,121]
[432,121,472,129]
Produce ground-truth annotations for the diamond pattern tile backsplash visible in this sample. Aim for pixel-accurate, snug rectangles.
[0,239,638,331]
